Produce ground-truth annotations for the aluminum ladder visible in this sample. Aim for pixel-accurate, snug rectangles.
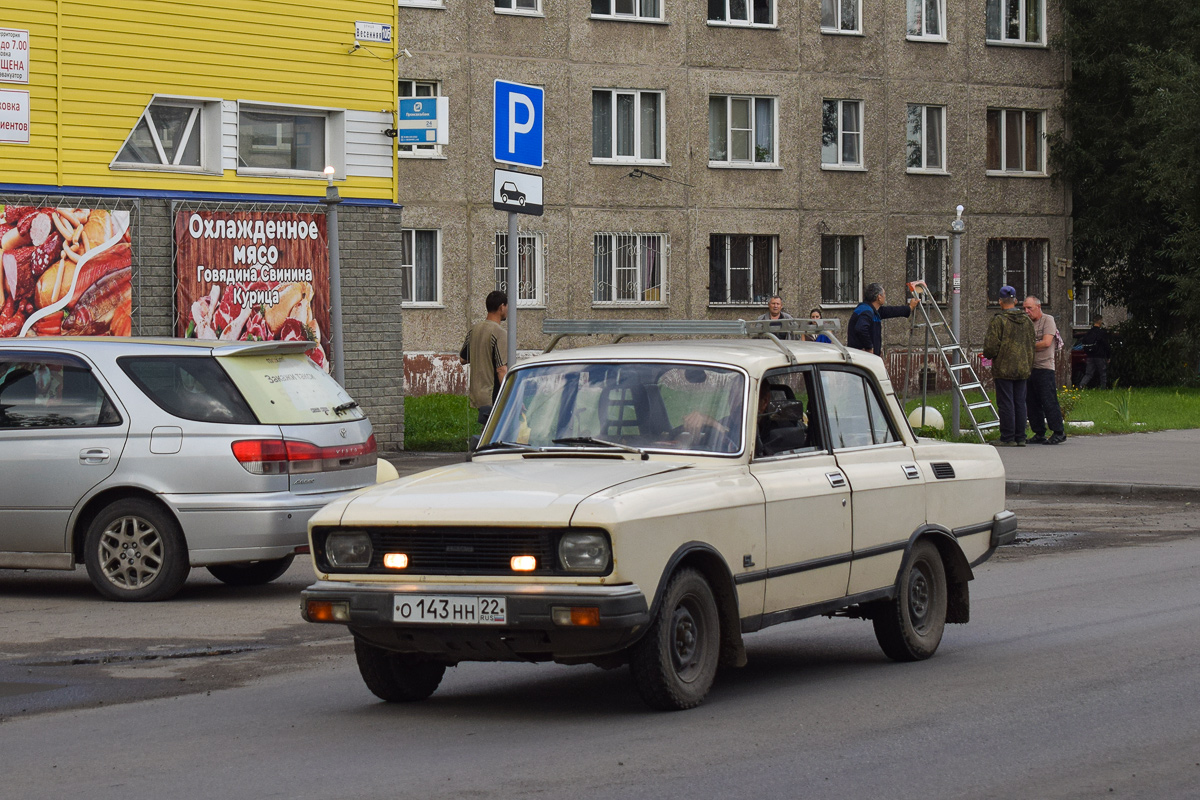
[903,281,999,441]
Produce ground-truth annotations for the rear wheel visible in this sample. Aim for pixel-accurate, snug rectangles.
[206,554,295,586]
[873,540,948,661]
[628,567,720,711]
[83,498,190,602]
[354,638,446,702]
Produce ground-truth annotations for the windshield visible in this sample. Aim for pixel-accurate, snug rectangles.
[484,362,746,455]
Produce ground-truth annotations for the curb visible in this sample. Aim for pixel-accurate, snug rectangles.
[1007,480,1200,501]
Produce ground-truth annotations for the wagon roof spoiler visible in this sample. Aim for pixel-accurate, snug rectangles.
[211,340,314,357]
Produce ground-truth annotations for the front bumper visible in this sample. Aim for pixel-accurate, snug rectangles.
[991,510,1018,547]
[302,580,649,663]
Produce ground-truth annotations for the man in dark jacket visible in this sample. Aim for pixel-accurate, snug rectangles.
[1078,315,1111,389]
[983,285,1036,446]
[848,283,919,355]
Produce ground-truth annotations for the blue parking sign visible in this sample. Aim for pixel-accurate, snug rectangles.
[494,80,544,170]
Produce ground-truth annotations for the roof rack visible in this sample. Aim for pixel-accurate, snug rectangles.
[541,318,848,365]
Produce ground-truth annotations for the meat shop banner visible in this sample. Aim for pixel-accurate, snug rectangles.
[174,210,332,372]
[1,205,132,338]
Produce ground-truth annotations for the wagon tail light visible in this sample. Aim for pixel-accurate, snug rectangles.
[231,435,377,475]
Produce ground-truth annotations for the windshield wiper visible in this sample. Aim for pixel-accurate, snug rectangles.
[333,400,359,415]
[473,440,540,453]
[552,437,649,460]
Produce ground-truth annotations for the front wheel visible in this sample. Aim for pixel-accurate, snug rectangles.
[354,638,446,702]
[83,498,190,602]
[206,554,295,586]
[873,540,948,661]
[628,567,720,711]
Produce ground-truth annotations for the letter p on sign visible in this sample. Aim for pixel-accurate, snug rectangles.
[494,79,544,170]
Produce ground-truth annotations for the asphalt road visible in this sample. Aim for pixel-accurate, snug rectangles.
[1,496,1198,799]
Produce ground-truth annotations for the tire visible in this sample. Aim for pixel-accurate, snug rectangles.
[873,540,948,662]
[354,637,446,702]
[83,498,190,602]
[206,554,295,586]
[628,567,720,711]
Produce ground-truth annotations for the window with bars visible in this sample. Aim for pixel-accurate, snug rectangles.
[495,232,545,307]
[987,238,1048,304]
[986,0,1043,45]
[708,95,776,166]
[708,234,777,305]
[592,89,664,162]
[399,80,441,156]
[986,109,1045,174]
[906,236,947,302]
[821,235,862,305]
[821,99,863,168]
[399,229,440,305]
[906,104,946,172]
[593,233,667,305]
[821,0,861,33]
[708,0,775,26]
[907,0,945,39]
[592,0,662,20]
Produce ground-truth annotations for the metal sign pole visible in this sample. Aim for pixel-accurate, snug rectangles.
[507,211,518,370]
[950,205,965,438]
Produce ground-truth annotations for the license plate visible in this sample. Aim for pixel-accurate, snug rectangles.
[393,595,507,625]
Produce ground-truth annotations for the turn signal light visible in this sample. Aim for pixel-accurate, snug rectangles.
[510,555,537,572]
[551,606,600,627]
[306,600,350,623]
[383,553,409,569]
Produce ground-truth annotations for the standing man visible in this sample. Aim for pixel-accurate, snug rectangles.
[1078,315,1112,389]
[757,295,795,340]
[463,290,509,425]
[1023,296,1067,444]
[848,283,920,355]
[983,286,1035,447]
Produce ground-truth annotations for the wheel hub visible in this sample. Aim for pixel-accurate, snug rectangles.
[670,601,703,680]
[98,516,164,589]
[909,566,931,630]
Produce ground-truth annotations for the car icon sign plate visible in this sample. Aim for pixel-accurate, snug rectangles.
[492,168,544,216]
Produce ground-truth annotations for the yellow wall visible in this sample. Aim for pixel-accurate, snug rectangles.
[1,0,397,199]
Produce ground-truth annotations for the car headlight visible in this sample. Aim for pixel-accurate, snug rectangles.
[558,532,611,573]
[325,531,373,568]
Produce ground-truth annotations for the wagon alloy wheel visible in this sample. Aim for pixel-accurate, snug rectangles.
[872,540,948,662]
[84,499,190,602]
[354,637,447,703]
[629,567,720,711]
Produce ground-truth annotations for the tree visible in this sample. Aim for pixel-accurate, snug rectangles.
[1053,0,1200,384]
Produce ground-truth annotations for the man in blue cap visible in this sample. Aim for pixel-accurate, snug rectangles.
[848,283,920,355]
[983,285,1036,446]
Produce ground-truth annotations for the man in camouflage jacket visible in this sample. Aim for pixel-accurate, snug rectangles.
[983,285,1036,446]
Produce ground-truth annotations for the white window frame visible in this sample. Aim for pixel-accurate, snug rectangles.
[236,102,344,179]
[111,95,222,175]
[986,108,1046,176]
[906,104,947,174]
[820,235,863,307]
[708,234,778,306]
[820,0,862,35]
[593,232,669,306]
[398,80,444,158]
[495,231,545,308]
[821,99,864,170]
[400,228,442,307]
[591,0,664,22]
[907,0,946,41]
[707,0,777,28]
[986,0,1045,46]
[708,95,778,168]
[1072,283,1102,328]
[494,0,542,16]
[591,89,665,164]
[906,235,948,303]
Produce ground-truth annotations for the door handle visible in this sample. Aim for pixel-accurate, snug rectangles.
[79,447,111,465]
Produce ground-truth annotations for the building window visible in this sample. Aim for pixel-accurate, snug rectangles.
[821,99,863,168]
[821,235,862,305]
[592,0,662,20]
[708,0,775,27]
[399,80,442,157]
[906,104,946,172]
[906,236,947,302]
[593,233,667,305]
[400,229,441,305]
[399,0,444,7]
[986,109,1045,174]
[820,0,861,34]
[907,0,945,39]
[708,95,776,166]
[495,232,545,307]
[592,90,664,163]
[113,97,218,173]
[237,106,331,175]
[495,0,541,14]
[709,234,777,305]
[1073,283,1102,328]
[986,0,1043,45]
[987,238,1048,303]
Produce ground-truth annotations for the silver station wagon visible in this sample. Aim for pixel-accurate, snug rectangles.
[302,320,1016,710]
[0,337,377,601]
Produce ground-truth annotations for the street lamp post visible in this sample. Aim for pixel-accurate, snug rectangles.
[950,204,965,438]
[323,166,346,387]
